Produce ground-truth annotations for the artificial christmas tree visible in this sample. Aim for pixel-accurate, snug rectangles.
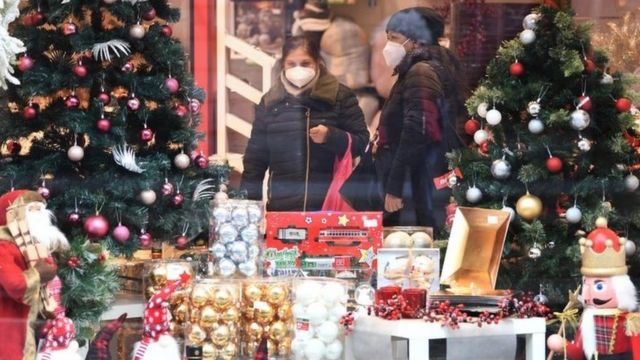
[0,0,230,337]
[448,0,640,303]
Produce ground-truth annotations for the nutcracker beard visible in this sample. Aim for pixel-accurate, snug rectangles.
[25,202,69,253]
[132,335,181,360]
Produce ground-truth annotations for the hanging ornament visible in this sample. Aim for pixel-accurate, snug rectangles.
[491,157,511,179]
[30,8,45,26]
[577,137,592,152]
[545,147,562,173]
[140,189,157,205]
[73,60,88,77]
[195,154,208,169]
[576,97,591,114]
[476,102,489,118]
[486,107,502,126]
[189,98,202,114]
[97,90,111,105]
[479,141,490,154]
[533,289,549,305]
[616,98,632,113]
[174,151,191,169]
[62,21,77,36]
[624,173,640,192]
[18,55,34,72]
[67,211,82,226]
[528,118,544,134]
[519,29,536,45]
[84,214,110,238]
[509,60,524,77]
[161,24,173,37]
[140,124,154,142]
[466,185,483,203]
[464,118,480,135]
[65,92,80,108]
[37,180,50,199]
[129,22,146,39]
[173,104,188,117]
[139,231,153,248]
[142,7,157,21]
[565,204,582,224]
[67,144,84,162]
[473,129,489,145]
[127,94,141,111]
[516,191,543,221]
[164,76,180,94]
[121,61,134,73]
[175,223,190,250]
[6,140,22,155]
[112,220,131,244]
[522,13,540,30]
[171,192,184,207]
[23,102,37,120]
[527,101,541,116]
[625,240,636,256]
[96,114,111,133]
[162,178,174,196]
[583,58,596,74]
[601,73,614,85]
[569,109,590,131]
[528,243,542,259]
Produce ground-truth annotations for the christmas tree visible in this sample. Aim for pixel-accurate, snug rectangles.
[0,0,230,337]
[449,0,640,304]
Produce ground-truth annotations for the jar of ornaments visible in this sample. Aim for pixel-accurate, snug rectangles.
[185,279,241,360]
[143,260,195,338]
[241,278,293,358]
[291,277,349,360]
[210,199,263,278]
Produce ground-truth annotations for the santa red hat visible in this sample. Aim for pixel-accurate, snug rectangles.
[0,189,45,226]
[142,273,190,341]
[39,315,76,352]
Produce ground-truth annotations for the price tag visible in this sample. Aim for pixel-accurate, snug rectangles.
[296,318,310,331]
[487,216,499,224]
[433,167,463,190]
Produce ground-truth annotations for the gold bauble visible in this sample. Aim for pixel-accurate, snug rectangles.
[211,324,231,347]
[220,342,237,360]
[188,324,207,345]
[516,191,543,220]
[266,284,288,306]
[202,341,216,359]
[246,321,263,339]
[278,336,292,356]
[276,303,292,320]
[199,305,217,329]
[190,308,201,323]
[150,265,167,286]
[222,307,240,323]
[269,320,287,341]
[191,285,209,308]
[243,283,264,303]
[169,289,188,306]
[173,302,189,323]
[242,307,255,321]
[255,303,275,325]
[213,288,234,311]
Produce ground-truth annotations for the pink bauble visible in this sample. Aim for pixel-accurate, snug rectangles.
[112,224,131,243]
[37,186,50,199]
[140,127,154,142]
[62,22,77,36]
[18,55,34,72]
[175,235,189,249]
[121,62,134,73]
[97,91,111,105]
[171,193,184,207]
[23,106,37,120]
[84,214,110,238]
[161,182,174,196]
[139,232,153,248]
[65,95,80,108]
[67,212,82,226]
[164,77,179,94]
[96,117,111,132]
[127,97,140,111]
[74,64,88,77]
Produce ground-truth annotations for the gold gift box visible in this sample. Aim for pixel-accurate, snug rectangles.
[438,207,511,297]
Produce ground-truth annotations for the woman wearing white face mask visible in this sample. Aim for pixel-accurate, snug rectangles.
[242,35,369,211]
[375,7,468,231]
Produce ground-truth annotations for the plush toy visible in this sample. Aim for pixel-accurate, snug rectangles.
[547,217,640,359]
[35,315,82,360]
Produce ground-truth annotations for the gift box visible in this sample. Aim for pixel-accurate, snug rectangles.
[377,248,440,293]
[264,212,383,278]
[433,207,511,302]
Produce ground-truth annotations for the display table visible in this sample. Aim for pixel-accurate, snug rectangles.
[345,315,546,360]
[100,292,145,321]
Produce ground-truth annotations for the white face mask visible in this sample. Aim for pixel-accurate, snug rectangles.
[285,66,316,88]
[382,39,409,68]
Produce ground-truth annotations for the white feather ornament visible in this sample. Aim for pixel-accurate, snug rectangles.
[112,144,145,173]
[92,40,131,62]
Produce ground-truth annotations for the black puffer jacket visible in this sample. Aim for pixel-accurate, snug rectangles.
[242,67,369,211]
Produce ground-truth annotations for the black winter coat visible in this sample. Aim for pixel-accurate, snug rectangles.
[242,68,369,211]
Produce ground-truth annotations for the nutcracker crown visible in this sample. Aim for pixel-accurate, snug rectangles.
[579,218,627,276]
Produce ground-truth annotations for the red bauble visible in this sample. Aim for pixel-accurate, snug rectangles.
[161,182,174,196]
[73,64,88,77]
[18,55,34,72]
[121,61,134,73]
[161,24,173,37]
[142,7,157,20]
[195,155,208,169]
[164,77,179,94]
[189,99,201,114]
[173,104,188,117]
[127,97,141,111]
[30,11,45,26]
[546,156,563,173]
[577,95,592,111]
[171,192,184,207]
[67,211,82,226]
[6,140,21,155]
[139,232,153,248]
[65,95,80,108]
[140,127,154,142]
[97,91,111,105]
[175,235,189,250]
[509,62,524,76]
[464,118,480,136]
[84,214,110,238]
[62,22,77,36]
[583,58,596,73]
[479,141,490,154]
[616,98,632,113]
[96,117,111,133]
[23,105,37,120]
[37,186,50,199]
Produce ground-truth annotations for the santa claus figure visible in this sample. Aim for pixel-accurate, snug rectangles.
[35,315,82,360]
[548,217,640,360]
[0,189,63,360]
[132,274,190,360]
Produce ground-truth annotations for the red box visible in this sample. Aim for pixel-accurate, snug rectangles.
[264,212,383,275]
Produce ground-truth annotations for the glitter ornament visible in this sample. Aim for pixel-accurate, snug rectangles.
[241,224,260,243]
[491,158,511,179]
[213,206,231,223]
[527,101,541,116]
[211,243,227,259]
[67,145,84,161]
[307,302,328,326]
[570,109,590,131]
[304,339,327,360]
[218,223,238,244]
[228,241,248,263]
[565,206,582,224]
[247,205,263,223]
[325,340,344,360]
[578,138,592,152]
[231,207,249,227]
[218,258,237,277]
[466,186,483,203]
[317,321,339,343]
[519,29,536,44]
[238,261,257,276]
[528,245,542,259]
[266,284,288,306]
[522,13,539,30]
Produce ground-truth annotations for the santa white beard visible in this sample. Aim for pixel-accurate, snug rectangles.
[131,335,181,360]
[580,308,596,360]
[36,340,82,360]
[25,202,69,253]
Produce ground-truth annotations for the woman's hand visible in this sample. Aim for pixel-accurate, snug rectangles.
[384,193,403,212]
[309,125,329,144]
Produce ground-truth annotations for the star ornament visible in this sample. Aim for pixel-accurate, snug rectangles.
[359,248,376,266]
[338,214,349,226]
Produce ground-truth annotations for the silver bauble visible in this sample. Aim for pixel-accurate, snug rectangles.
[528,246,542,259]
[218,223,238,244]
[501,206,516,222]
[213,206,231,223]
[578,138,592,152]
[240,224,260,243]
[519,29,536,44]
[624,174,640,192]
[473,129,489,145]
[466,186,483,203]
[238,261,258,277]
[528,118,544,134]
[218,258,237,277]
[247,204,263,223]
[491,159,511,179]
[211,242,227,259]
[231,207,249,227]
[228,241,249,263]
[570,109,590,131]
[565,206,582,224]
[522,13,540,30]
[625,240,636,256]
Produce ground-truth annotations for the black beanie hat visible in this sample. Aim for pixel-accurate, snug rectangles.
[386,7,444,45]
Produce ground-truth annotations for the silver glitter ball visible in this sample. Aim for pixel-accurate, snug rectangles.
[211,242,227,259]
[491,159,511,179]
[218,223,239,244]
[241,224,260,243]
[231,207,249,227]
[218,258,237,277]
[228,241,249,263]
[248,245,260,260]
[570,109,590,131]
[213,206,231,223]
[247,204,263,223]
[528,246,542,259]
[578,138,592,152]
[527,101,541,116]
[238,261,258,277]
[533,293,548,304]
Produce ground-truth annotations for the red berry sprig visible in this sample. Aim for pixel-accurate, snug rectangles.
[339,312,355,335]
[67,256,81,268]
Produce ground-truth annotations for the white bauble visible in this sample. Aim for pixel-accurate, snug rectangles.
[501,206,516,222]
[174,153,191,169]
[129,24,146,39]
[625,240,636,256]
[304,339,327,360]
[307,302,328,326]
[473,129,489,145]
[624,174,640,192]
[527,101,541,116]
[578,138,592,152]
[322,282,346,305]
[67,145,84,161]
[528,118,544,134]
[292,303,308,319]
[491,158,511,179]
[317,321,340,344]
[600,73,614,85]
[523,13,540,30]
[140,189,157,205]
[477,102,489,118]
[291,338,307,357]
[519,29,536,44]
[325,340,344,360]
[486,108,502,126]
[296,281,322,305]
[466,186,483,203]
[570,109,590,131]
[565,206,582,224]
[410,231,432,248]
[383,231,411,248]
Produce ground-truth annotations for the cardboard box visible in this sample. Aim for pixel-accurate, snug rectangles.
[438,207,511,296]
[377,248,440,293]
